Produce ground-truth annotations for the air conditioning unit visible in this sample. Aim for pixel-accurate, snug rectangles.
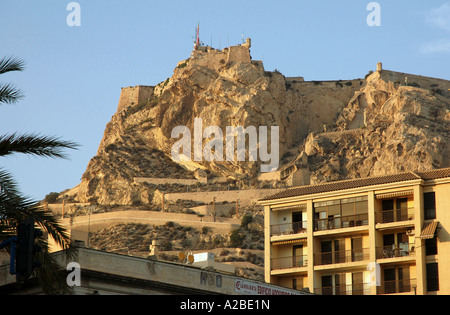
[406,229,415,236]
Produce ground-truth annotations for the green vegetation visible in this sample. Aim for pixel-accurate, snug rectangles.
[0,56,78,294]
[44,192,60,204]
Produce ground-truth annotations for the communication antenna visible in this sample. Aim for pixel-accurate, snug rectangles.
[241,31,245,44]
[193,23,200,50]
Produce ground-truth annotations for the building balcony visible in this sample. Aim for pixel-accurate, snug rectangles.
[315,283,372,295]
[376,208,414,224]
[314,214,369,232]
[271,255,308,270]
[315,248,370,266]
[376,244,416,260]
[377,279,417,295]
[271,221,307,237]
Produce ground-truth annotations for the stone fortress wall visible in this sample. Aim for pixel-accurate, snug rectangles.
[115,38,375,116]
[117,85,155,112]
[116,39,254,112]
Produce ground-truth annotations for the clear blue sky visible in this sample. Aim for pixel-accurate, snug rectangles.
[1,1,449,201]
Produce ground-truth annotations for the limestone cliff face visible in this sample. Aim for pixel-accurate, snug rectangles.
[304,69,450,184]
[69,45,450,205]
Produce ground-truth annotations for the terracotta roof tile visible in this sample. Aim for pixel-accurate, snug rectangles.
[260,168,450,202]
[414,168,450,180]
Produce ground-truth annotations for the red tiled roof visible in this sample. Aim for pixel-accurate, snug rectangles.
[260,168,450,202]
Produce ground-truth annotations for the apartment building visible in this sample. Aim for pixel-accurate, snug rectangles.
[259,168,450,295]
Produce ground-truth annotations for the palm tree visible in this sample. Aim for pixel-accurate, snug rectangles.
[0,56,78,293]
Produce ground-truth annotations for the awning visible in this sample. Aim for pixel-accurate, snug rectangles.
[376,190,414,199]
[418,221,439,240]
[271,204,307,211]
[272,239,306,246]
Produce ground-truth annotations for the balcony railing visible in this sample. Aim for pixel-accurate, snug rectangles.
[377,208,414,224]
[314,214,369,232]
[315,283,371,295]
[376,244,415,259]
[271,221,307,237]
[271,255,308,270]
[315,248,370,266]
[377,279,417,295]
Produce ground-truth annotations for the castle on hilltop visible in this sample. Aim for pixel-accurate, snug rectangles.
[117,36,258,112]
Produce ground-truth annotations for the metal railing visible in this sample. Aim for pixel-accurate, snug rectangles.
[315,283,371,295]
[376,208,414,224]
[315,248,370,266]
[271,221,307,237]
[314,214,369,232]
[376,244,415,259]
[377,279,417,295]
[271,255,308,270]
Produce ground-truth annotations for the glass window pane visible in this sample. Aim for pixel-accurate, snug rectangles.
[382,199,394,210]
[328,204,341,216]
[424,192,436,209]
[424,192,436,220]
[342,203,354,216]
[396,198,408,210]
[426,263,439,292]
[355,201,368,215]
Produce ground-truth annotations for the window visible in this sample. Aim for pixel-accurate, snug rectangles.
[321,241,333,265]
[382,199,394,211]
[398,267,411,293]
[351,237,363,262]
[396,198,408,221]
[335,274,346,295]
[380,197,412,223]
[292,211,306,233]
[293,277,304,291]
[314,196,368,231]
[424,192,436,220]
[293,245,305,267]
[334,239,345,264]
[321,275,333,295]
[396,198,408,210]
[426,263,439,292]
[425,237,438,256]
[383,268,396,294]
[352,272,363,295]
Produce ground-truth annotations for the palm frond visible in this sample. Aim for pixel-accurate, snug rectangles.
[0,133,79,159]
[0,57,25,75]
[0,169,71,250]
[0,196,72,250]
[35,239,75,295]
[0,168,21,203]
[0,82,24,104]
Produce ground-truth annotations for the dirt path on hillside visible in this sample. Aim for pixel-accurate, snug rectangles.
[58,210,241,234]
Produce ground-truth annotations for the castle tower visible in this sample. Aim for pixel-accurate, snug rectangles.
[377,62,383,72]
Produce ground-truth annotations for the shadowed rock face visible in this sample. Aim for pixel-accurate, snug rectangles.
[66,44,450,206]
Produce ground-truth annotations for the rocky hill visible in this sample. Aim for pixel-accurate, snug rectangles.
[301,68,450,184]
[51,41,449,281]
[62,42,449,206]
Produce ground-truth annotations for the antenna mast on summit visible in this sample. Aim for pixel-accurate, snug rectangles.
[194,23,200,50]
